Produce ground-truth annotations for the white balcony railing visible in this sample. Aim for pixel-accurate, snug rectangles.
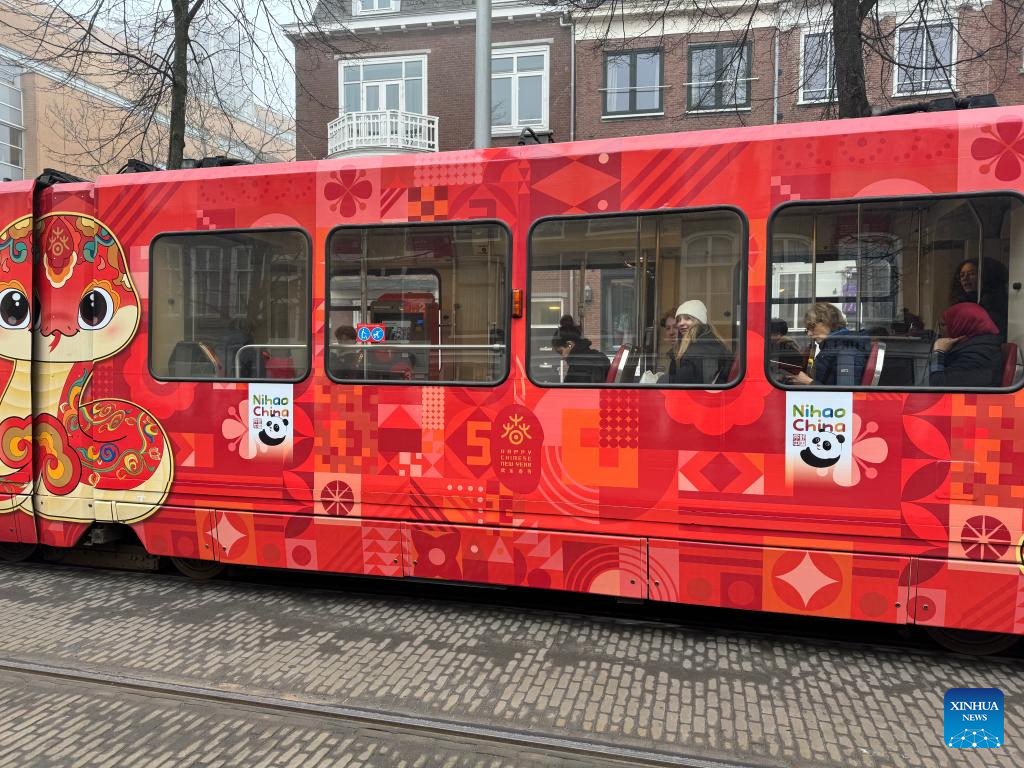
[328,110,439,156]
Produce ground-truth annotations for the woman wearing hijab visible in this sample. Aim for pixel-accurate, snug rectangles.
[669,300,730,384]
[929,302,1003,387]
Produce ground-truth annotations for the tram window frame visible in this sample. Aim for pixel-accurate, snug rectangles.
[765,191,1024,394]
[324,220,513,388]
[148,227,313,384]
[526,206,749,389]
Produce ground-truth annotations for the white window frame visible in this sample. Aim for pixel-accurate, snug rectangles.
[0,61,23,181]
[352,0,399,16]
[491,45,549,136]
[892,20,956,97]
[337,54,428,115]
[798,28,834,104]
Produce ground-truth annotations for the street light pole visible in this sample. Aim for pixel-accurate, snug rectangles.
[474,0,491,149]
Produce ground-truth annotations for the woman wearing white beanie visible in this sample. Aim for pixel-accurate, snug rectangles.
[669,299,731,384]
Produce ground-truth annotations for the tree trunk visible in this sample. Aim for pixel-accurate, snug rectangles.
[167,0,193,169]
[833,0,871,118]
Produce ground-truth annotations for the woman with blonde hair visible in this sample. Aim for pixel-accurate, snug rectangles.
[669,300,730,384]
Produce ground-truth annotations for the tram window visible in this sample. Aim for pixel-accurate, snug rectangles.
[528,209,745,387]
[768,194,1024,390]
[326,223,510,384]
[149,229,310,381]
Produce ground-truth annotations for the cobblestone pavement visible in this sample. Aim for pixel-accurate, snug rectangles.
[0,563,1019,768]
[0,668,604,768]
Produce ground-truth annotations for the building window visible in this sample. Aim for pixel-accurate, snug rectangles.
[768,195,1022,389]
[327,223,510,385]
[353,0,397,14]
[603,50,662,115]
[688,43,751,111]
[492,47,549,132]
[528,210,745,387]
[800,31,834,103]
[895,23,954,95]
[150,230,310,381]
[0,63,23,181]
[340,56,425,115]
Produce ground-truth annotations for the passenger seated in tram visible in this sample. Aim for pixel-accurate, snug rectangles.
[768,318,805,379]
[929,302,1003,387]
[789,302,869,386]
[660,311,679,362]
[951,257,1009,341]
[332,325,364,378]
[552,315,610,384]
[668,300,730,385]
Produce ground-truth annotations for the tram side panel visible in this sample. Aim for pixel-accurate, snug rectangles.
[0,180,36,545]
[94,168,332,566]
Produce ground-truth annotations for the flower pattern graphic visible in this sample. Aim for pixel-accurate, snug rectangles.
[971,118,1024,181]
[834,414,888,487]
[325,169,373,217]
[221,398,264,460]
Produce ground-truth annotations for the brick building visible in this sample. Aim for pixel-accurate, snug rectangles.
[292,1,571,159]
[292,0,1024,159]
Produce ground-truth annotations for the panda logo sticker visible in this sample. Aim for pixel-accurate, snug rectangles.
[800,433,846,469]
[258,416,290,447]
[786,392,853,483]
[248,383,294,458]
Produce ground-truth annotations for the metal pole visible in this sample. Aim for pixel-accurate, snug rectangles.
[772,26,780,124]
[474,0,492,149]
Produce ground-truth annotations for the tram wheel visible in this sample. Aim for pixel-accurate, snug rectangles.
[0,542,37,563]
[926,627,1020,656]
[170,557,225,581]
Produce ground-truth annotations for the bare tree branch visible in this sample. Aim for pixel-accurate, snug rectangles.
[6,0,367,171]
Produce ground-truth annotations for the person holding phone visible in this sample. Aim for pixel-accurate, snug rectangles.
[789,303,868,386]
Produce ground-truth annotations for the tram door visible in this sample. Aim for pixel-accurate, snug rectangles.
[0,181,36,545]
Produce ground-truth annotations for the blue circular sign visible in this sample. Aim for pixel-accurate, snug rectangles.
[357,326,371,342]
[370,326,386,342]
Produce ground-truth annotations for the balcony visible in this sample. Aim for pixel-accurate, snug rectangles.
[327,110,439,157]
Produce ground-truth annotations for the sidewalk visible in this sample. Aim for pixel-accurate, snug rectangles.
[0,564,1016,767]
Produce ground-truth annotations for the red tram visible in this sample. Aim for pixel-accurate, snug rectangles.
[3,106,1024,652]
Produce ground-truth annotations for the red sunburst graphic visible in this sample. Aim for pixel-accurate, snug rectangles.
[320,480,355,516]
[960,515,1011,560]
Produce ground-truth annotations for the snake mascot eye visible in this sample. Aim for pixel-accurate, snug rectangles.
[78,286,115,330]
[0,286,30,330]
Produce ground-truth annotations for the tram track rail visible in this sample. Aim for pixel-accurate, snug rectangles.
[0,654,764,768]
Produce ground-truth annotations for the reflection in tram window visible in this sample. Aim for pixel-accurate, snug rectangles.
[150,230,310,381]
[326,223,510,384]
[528,209,745,386]
[768,195,1024,389]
